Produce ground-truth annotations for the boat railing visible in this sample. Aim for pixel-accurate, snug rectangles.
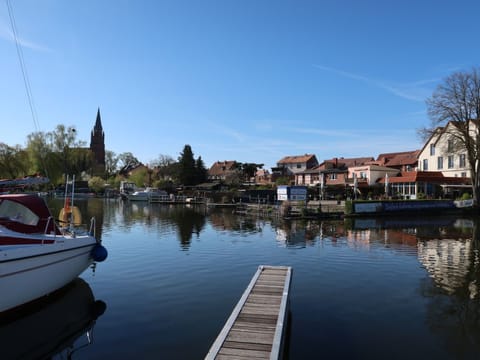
[44,216,55,240]
[89,217,96,238]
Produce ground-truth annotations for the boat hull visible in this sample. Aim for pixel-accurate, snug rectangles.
[0,237,96,312]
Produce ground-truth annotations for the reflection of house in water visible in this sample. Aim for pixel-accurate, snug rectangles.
[418,238,476,296]
[275,221,319,247]
[209,210,263,234]
[344,228,418,250]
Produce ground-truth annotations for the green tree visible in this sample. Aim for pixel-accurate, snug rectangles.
[0,143,29,178]
[424,68,480,206]
[275,176,290,186]
[49,125,86,181]
[105,150,119,178]
[150,154,177,181]
[88,176,105,193]
[25,131,61,181]
[195,156,208,184]
[129,167,148,187]
[177,145,196,186]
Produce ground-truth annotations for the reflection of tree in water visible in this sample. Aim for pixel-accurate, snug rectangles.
[419,219,480,358]
[167,206,206,250]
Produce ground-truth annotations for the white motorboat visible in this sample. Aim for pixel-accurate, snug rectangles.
[128,187,168,201]
[0,193,107,312]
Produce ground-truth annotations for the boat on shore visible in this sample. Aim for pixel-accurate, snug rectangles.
[0,193,107,312]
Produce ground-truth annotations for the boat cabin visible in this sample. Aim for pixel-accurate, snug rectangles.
[0,194,60,234]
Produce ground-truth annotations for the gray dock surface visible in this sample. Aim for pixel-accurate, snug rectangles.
[205,265,292,360]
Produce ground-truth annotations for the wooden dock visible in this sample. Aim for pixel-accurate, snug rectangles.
[205,265,292,360]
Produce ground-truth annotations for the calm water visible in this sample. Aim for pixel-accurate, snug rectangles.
[3,199,480,359]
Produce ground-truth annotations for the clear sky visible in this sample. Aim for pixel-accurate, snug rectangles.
[1,0,479,170]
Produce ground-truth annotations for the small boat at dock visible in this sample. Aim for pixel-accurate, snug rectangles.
[0,192,107,313]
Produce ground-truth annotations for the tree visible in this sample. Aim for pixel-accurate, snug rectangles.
[0,143,29,178]
[26,131,52,175]
[150,154,177,181]
[240,163,264,182]
[48,125,86,181]
[195,156,208,184]
[129,167,148,187]
[150,154,175,168]
[105,150,119,178]
[118,152,140,170]
[88,176,105,193]
[177,145,196,186]
[424,68,480,205]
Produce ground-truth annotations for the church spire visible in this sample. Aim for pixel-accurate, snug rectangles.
[90,108,105,174]
[94,107,102,131]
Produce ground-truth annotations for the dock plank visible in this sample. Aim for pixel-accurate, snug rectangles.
[205,265,292,360]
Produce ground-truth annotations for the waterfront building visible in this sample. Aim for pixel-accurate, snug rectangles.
[418,121,472,178]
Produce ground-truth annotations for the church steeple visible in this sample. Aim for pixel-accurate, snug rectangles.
[90,108,106,176]
[94,107,102,132]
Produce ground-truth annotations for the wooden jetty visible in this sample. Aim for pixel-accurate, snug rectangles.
[205,265,292,360]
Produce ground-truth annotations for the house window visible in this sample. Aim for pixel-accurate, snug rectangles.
[459,154,466,168]
[423,159,428,171]
[461,172,467,177]
[448,155,454,169]
[330,173,337,180]
[430,144,435,156]
[296,163,302,169]
[447,139,454,152]
[410,184,416,195]
[360,172,367,179]
[437,156,443,169]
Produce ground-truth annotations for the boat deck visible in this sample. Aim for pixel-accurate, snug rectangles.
[205,265,292,360]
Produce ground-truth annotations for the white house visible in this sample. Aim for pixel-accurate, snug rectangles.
[348,165,399,186]
[417,121,471,178]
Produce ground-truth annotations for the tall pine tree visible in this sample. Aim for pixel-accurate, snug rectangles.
[177,145,196,186]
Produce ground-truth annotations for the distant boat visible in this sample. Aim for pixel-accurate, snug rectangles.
[0,193,107,312]
[128,187,168,201]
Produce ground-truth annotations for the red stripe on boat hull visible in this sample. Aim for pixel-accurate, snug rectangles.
[0,237,55,245]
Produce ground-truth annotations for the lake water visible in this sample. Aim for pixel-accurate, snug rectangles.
[3,198,480,359]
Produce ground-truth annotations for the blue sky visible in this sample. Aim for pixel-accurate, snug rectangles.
[1,0,479,170]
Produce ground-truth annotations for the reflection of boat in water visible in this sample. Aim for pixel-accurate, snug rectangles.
[0,277,106,359]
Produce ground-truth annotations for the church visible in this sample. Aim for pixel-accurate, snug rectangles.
[89,108,106,177]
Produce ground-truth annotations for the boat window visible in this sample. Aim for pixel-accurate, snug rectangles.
[0,199,39,226]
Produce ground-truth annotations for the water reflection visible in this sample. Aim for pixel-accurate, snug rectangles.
[40,199,480,358]
[0,278,106,359]
[276,220,321,248]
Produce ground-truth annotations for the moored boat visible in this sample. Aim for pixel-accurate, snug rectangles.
[128,187,168,201]
[0,193,107,312]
